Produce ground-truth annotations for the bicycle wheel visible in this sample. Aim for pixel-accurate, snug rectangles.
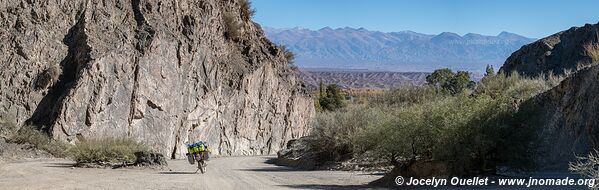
[198,160,205,174]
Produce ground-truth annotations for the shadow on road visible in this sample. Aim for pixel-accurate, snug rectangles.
[237,167,297,172]
[159,171,198,175]
[44,162,75,168]
[278,184,377,190]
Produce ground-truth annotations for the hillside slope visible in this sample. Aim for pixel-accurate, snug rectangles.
[297,70,428,89]
[0,0,313,157]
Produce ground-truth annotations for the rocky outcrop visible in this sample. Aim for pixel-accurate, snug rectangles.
[0,0,314,158]
[276,136,319,169]
[500,23,599,76]
[500,22,599,169]
[518,65,599,169]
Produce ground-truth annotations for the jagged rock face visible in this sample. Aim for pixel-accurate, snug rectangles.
[0,0,314,158]
[500,23,599,76]
[518,65,599,168]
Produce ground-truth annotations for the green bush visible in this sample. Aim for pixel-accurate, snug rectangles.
[355,93,540,175]
[11,125,70,158]
[70,138,149,165]
[316,83,346,111]
[310,106,386,162]
[426,68,475,95]
[475,72,561,101]
[307,73,564,176]
[368,85,440,107]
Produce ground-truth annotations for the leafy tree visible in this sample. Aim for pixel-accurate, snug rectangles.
[426,68,454,88]
[442,71,473,95]
[316,83,346,111]
[427,68,474,95]
[485,64,495,77]
[319,80,326,98]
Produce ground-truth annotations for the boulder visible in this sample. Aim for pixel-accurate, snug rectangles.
[276,137,319,169]
[134,152,167,166]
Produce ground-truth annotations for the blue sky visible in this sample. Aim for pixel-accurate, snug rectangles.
[252,0,599,38]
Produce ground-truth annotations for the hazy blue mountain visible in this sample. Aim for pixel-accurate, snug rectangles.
[263,27,535,72]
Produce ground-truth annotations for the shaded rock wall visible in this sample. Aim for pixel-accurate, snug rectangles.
[517,65,599,169]
[0,0,314,158]
[500,22,599,169]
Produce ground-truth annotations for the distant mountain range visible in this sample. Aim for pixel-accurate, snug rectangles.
[263,27,535,72]
[297,69,429,90]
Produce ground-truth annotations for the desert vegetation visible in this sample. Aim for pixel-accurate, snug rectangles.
[278,45,295,64]
[70,138,150,166]
[570,150,599,189]
[585,42,599,63]
[2,122,159,167]
[425,68,475,95]
[309,69,565,176]
[314,81,346,112]
[34,65,60,90]
[223,12,242,40]
[223,0,256,40]
[239,0,256,21]
[10,125,70,157]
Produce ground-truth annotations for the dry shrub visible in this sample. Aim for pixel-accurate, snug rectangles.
[569,150,599,189]
[585,42,599,63]
[11,125,70,157]
[279,45,295,64]
[35,65,60,89]
[239,0,256,21]
[223,12,242,40]
[70,137,149,165]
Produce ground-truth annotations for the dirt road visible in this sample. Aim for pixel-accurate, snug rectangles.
[0,156,381,190]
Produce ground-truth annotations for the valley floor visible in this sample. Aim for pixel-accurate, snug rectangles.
[0,156,380,190]
[0,155,589,190]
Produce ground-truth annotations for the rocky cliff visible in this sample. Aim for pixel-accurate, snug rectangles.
[500,23,599,76]
[501,23,599,168]
[0,0,314,158]
[518,65,599,168]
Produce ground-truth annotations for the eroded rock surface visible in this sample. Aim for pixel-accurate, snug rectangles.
[500,22,599,169]
[0,0,313,158]
[518,65,599,168]
[500,23,599,76]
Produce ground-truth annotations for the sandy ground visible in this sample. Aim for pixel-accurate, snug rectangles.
[0,156,382,190]
[0,156,590,190]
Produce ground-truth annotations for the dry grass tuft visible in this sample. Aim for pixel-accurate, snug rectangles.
[223,12,242,40]
[70,138,149,165]
[11,125,70,157]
